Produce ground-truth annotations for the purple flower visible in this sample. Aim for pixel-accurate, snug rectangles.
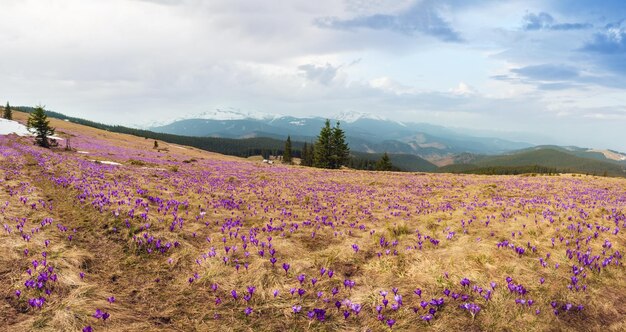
[343,310,350,319]
[297,274,306,284]
[247,286,256,295]
[231,290,238,300]
[15,290,21,298]
[414,288,422,297]
[273,289,279,298]
[320,267,326,276]
[335,300,342,310]
[327,270,334,278]
[421,314,433,322]
[311,278,318,286]
[292,305,302,313]
[82,326,93,332]
[107,296,115,303]
[244,307,253,316]
[386,318,396,328]
[282,263,290,274]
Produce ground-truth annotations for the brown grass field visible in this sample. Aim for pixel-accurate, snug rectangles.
[0,111,625,331]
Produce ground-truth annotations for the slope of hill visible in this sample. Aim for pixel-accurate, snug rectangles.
[1,111,625,332]
[440,148,626,177]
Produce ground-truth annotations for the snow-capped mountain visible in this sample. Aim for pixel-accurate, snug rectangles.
[193,108,278,121]
[150,111,534,160]
[333,111,388,123]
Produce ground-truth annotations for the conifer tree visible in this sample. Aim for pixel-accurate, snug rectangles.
[283,135,293,164]
[314,119,332,168]
[3,102,12,120]
[301,142,308,166]
[375,152,393,171]
[330,121,349,169]
[26,105,55,148]
[305,142,314,166]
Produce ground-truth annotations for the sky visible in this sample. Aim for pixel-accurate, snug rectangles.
[1,0,625,150]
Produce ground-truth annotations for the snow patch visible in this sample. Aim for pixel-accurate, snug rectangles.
[91,160,122,166]
[289,120,306,126]
[0,118,32,136]
[0,118,64,140]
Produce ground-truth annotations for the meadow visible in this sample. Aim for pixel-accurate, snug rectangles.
[1,113,625,331]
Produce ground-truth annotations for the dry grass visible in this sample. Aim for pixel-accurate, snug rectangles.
[0,112,625,331]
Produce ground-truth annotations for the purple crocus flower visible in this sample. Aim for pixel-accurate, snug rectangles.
[82,326,93,332]
[292,305,302,313]
[386,318,396,328]
[282,263,290,275]
[231,290,238,300]
[244,307,253,316]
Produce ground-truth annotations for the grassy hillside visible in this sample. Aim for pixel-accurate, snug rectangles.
[441,148,626,177]
[1,114,625,331]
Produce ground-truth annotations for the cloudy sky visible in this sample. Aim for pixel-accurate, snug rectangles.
[1,0,625,150]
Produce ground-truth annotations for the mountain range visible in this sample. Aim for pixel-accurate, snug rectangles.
[150,110,534,164]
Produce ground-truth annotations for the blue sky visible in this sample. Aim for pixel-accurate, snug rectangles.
[1,0,625,150]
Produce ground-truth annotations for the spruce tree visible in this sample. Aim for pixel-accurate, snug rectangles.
[376,152,393,171]
[283,135,293,164]
[314,119,332,168]
[301,142,308,166]
[26,105,55,148]
[330,121,349,169]
[306,142,314,166]
[3,102,12,120]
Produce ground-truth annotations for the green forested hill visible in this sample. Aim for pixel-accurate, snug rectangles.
[440,148,626,177]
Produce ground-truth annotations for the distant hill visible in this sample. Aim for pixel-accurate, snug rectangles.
[150,111,533,160]
[439,148,626,177]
